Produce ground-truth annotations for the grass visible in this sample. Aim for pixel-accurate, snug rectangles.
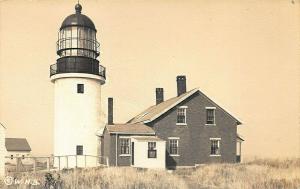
[0,158,299,189]
[189,158,300,189]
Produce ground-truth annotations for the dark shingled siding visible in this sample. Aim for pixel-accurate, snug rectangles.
[148,91,238,167]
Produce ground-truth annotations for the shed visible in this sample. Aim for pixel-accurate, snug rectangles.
[5,138,31,159]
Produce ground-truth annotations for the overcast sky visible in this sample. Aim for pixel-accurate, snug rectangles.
[0,0,299,158]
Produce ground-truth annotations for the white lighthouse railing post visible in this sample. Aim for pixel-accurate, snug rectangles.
[33,158,36,173]
[58,156,61,171]
[16,157,20,172]
[75,155,78,168]
[47,157,50,171]
[85,155,87,168]
[106,157,109,167]
[66,156,68,169]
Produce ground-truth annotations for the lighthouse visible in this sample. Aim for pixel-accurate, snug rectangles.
[50,4,105,168]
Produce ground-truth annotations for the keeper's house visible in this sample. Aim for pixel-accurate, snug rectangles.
[99,76,244,169]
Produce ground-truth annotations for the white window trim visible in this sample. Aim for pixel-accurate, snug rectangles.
[119,154,131,157]
[209,138,221,157]
[176,123,187,126]
[168,137,180,139]
[170,154,180,157]
[176,106,188,125]
[210,154,221,157]
[205,123,216,126]
[206,107,216,125]
[180,106,188,108]
[206,107,216,109]
[119,138,131,156]
[210,138,221,140]
[119,136,131,139]
[169,138,179,156]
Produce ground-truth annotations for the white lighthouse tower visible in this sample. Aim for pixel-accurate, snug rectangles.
[50,3,105,168]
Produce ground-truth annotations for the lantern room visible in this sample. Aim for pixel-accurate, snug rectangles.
[50,4,105,79]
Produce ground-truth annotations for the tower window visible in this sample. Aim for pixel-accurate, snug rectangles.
[76,145,83,155]
[77,84,84,93]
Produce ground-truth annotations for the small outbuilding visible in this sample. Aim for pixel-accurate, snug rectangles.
[5,138,31,159]
[131,136,166,169]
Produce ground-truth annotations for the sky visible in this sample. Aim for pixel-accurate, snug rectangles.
[0,0,299,158]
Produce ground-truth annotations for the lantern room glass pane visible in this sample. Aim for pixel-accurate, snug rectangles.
[65,49,71,56]
[58,26,98,58]
[66,28,71,38]
[66,40,71,49]
[71,49,77,56]
[72,26,78,38]
[72,39,77,48]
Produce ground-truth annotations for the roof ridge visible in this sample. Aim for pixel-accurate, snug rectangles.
[127,87,242,125]
[0,122,6,129]
[128,88,199,124]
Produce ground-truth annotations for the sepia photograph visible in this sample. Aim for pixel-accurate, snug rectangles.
[0,0,299,188]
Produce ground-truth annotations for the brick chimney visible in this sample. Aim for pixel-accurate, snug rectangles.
[177,75,186,96]
[156,88,164,105]
[108,97,113,125]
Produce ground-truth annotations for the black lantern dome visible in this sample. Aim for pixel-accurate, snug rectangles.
[50,4,106,79]
[60,4,96,31]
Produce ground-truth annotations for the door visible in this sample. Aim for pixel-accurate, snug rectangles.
[131,142,134,165]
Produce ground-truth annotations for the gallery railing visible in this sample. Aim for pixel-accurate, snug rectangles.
[50,61,106,78]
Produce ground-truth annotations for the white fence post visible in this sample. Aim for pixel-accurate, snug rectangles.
[66,156,68,169]
[75,155,78,168]
[33,158,36,172]
[47,157,50,171]
[58,156,61,171]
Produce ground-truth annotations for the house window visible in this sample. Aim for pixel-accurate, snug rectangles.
[177,106,187,124]
[206,108,215,125]
[77,84,84,93]
[148,142,157,158]
[76,145,83,155]
[120,138,130,155]
[10,155,13,159]
[169,139,179,155]
[210,138,221,156]
[22,155,25,159]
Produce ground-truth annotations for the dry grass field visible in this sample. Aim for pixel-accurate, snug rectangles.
[0,158,299,189]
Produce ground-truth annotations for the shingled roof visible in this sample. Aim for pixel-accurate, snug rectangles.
[0,122,6,129]
[128,88,199,124]
[128,88,242,125]
[5,138,31,152]
[106,123,155,135]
